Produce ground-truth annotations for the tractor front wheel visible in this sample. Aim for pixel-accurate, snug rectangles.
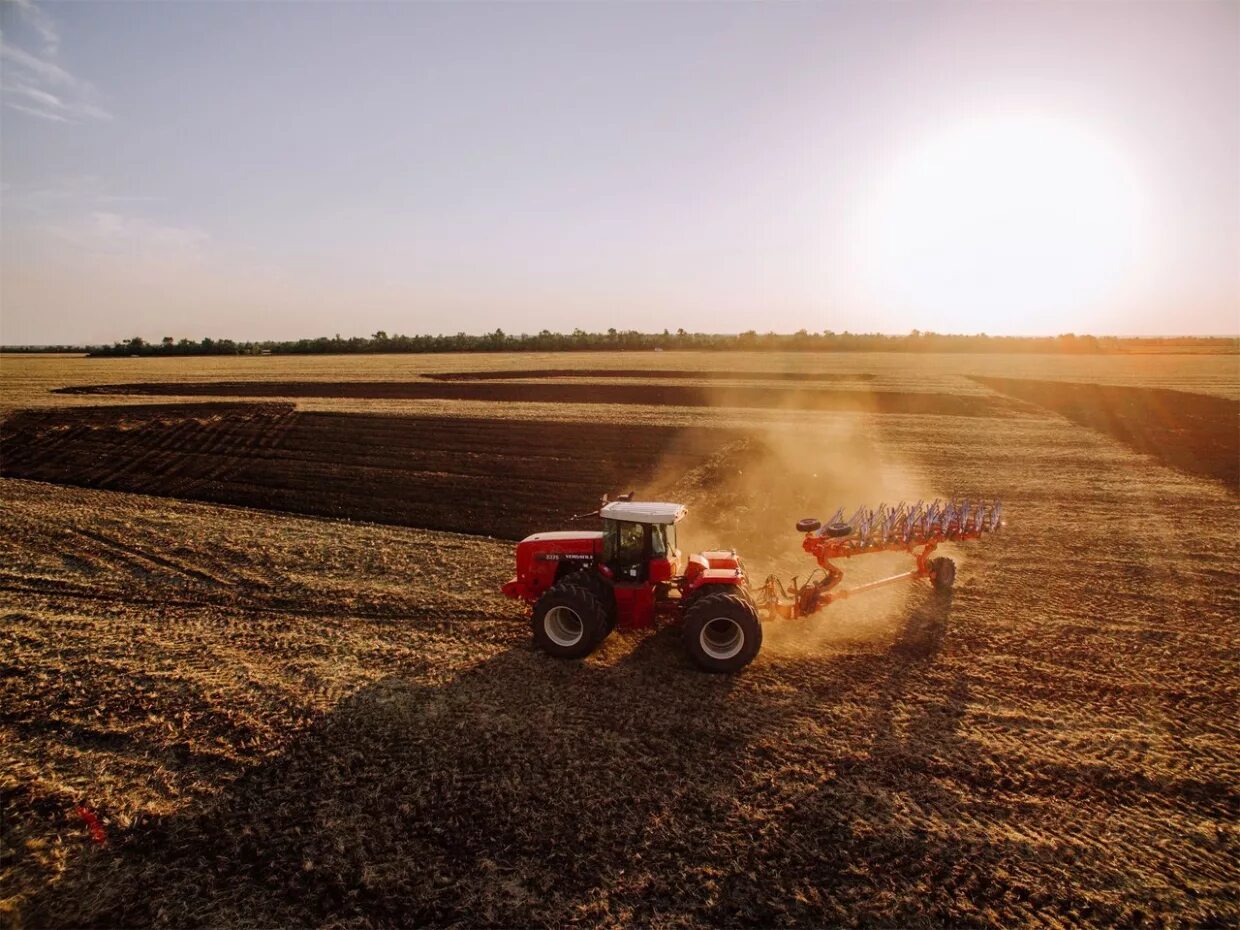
[929,556,956,592]
[559,569,617,641]
[532,583,608,659]
[683,591,763,673]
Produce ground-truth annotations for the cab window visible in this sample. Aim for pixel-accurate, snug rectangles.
[663,523,678,555]
[651,523,675,557]
[650,524,666,557]
[604,520,646,564]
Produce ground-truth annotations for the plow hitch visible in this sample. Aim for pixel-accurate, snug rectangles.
[757,499,1003,620]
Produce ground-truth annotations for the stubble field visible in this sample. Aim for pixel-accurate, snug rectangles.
[1,350,1237,929]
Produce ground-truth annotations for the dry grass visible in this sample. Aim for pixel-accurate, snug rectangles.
[2,351,1238,928]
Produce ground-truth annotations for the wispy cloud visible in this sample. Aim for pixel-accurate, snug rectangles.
[4,175,160,207]
[6,99,64,121]
[1,0,110,122]
[46,210,210,263]
[94,211,209,252]
[8,0,56,54]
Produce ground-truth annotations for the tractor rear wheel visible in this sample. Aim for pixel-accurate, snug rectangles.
[929,556,956,592]
[559,568,617,640]
[683,591,763,673]
[532,583,608,659]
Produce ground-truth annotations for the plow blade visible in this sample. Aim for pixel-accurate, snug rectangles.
[817,498,1003,547]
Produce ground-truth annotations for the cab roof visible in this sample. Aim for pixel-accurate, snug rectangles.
[599,501,687,525]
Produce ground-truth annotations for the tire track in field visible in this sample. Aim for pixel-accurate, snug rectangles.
[0,478,518,630]
[0,422,90,472]
[0,582,509,630]
[1,495,253,594]
[189,405,299,485]
[67,527,233,590]
[0,496,263,596]
[90,416,206,491]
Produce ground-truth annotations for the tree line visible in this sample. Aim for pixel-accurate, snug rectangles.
[3,329,1235,356]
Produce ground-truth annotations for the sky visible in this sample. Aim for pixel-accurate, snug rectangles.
[1,0,1237,344]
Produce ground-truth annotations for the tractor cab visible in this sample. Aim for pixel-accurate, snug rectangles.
[598,500,685,584]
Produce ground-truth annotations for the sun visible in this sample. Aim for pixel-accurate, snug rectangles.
[853,114,1148,334]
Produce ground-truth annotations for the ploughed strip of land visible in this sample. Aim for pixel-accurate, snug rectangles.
[974,377,1239,489]
[424,368,878,382]
[0,404,744,539]
[56,380,1009,417]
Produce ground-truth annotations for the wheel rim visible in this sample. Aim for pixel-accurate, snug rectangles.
[700,617,744,661]
[545,606,584,647]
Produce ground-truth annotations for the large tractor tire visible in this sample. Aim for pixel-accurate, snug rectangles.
[683,590,763,673]
[532,582,609,659]
[929,556,956,592]
[559,568,617,640]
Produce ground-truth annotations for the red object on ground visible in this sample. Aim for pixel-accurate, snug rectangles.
[76,805,107,845]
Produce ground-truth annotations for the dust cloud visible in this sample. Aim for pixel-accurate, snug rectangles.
[642,380,944,654]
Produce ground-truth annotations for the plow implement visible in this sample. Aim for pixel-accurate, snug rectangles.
[758,499,1004,621]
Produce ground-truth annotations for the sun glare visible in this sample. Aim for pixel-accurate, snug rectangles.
[854,115,1149,334]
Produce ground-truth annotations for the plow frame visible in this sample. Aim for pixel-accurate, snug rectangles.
[758,499,1001,622]
[758,539,944,622]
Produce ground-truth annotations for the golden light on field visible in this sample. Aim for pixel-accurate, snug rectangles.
[855,115,1149,333]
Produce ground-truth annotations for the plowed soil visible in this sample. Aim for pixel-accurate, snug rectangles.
[2,352,1238,930]
[974,376,1240,488]
[425,368,877,382]
[56,380,1013,416]
[0,404,744,539]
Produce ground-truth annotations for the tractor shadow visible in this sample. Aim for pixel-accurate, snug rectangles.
[24,594,992,929]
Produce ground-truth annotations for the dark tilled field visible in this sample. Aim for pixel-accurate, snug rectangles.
[424,368,878,382]
[975,377,1240,488]
[0,404,747,540]
[55,380,1012,417]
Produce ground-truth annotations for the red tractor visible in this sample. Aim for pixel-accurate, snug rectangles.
[501,496,762,671]
[502,494,1002,672]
